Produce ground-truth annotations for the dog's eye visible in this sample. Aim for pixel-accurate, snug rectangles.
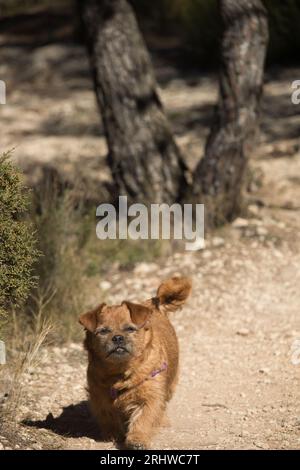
[123,326,137,333]
[97,327,111,335]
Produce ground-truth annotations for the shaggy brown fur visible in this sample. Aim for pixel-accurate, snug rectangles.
[79,276,192,449]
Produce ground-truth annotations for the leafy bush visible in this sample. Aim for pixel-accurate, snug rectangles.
[0,152,38,327]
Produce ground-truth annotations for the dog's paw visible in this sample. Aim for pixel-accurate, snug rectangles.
[122,439,147,450]
[126,442,145,450]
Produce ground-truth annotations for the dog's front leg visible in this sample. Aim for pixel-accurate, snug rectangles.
[124,399,165,450]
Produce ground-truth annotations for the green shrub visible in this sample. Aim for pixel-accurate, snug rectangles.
[0,152,38,330]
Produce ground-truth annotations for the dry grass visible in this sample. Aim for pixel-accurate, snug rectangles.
[29,175,88,342]
[0,293,54,427]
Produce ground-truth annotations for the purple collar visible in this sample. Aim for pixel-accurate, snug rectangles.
[150,361,168,377]
[110,361,168,400]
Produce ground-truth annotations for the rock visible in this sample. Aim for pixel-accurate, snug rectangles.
[187,238,205,251]
[202,250,212,259]
[134,262,158,274]
[256,226,268,236]
[259,368,270,375]
[0,442,4,450]
[99,281,112,291]
[255,441,269,449]
[232,218,249,228]
[272,250,283,258]
[236,328,250,337]
[248,204,259,216]
[244,228,256,238]
[275,221,286,229]
[212,237,225,247]
[249,218,263,226]
[32,443,42,450]
[69,343,82,351]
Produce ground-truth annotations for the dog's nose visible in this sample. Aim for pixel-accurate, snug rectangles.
[112,335,124,344]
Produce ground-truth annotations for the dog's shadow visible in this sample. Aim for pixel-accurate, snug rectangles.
[23,401,103,441]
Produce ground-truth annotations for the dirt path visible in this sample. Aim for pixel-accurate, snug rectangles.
[1,225,300,450]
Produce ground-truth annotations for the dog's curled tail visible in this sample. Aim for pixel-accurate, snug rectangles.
[155,276,192,314]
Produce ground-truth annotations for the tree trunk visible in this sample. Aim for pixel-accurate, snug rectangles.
[78,0,187,205]
[190,0,268,226]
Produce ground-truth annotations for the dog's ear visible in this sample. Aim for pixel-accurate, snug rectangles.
[122,301,151,328]
[79,303,106,332]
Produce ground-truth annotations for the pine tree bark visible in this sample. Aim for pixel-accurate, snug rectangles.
[78,0,187,204]
[190,0,268,226]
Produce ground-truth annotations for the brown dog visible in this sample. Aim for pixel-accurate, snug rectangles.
[79,276,191,449]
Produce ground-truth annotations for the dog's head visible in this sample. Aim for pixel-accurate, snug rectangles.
[79,276,192,365]
[79,301,152,363]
